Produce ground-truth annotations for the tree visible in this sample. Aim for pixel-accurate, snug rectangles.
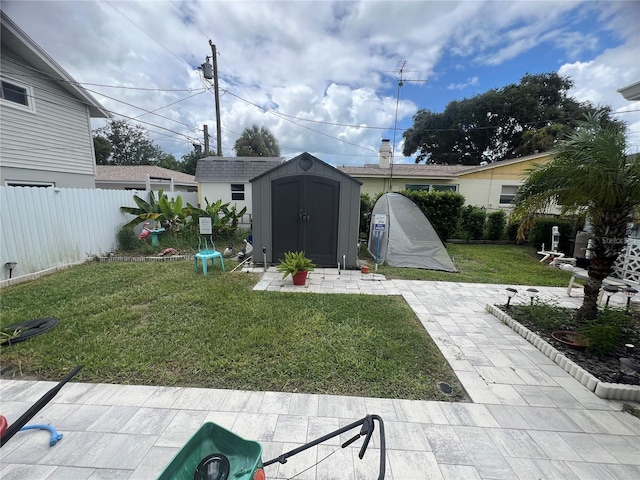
[95,119,163,165]
[93,135,112,165]
[181,149,209,175]
[234,124,281,157]
[513,113,640,321]
[402,73,606,165]
[155,153,181,172]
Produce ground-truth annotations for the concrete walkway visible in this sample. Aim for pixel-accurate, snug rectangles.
[1,269,639,479]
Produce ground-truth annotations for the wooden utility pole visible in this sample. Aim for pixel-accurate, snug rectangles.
[209,40,222,156]
[203,124,210,155]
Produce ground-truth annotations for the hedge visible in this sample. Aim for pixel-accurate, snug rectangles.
[401,190,465,240]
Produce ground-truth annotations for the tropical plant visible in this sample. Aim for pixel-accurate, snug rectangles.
[120,190,187,235]
[185,198,247,239]
[276,251,315,279]
[120,190,162,227]
[513,112,640,321]
[157,194,184,236]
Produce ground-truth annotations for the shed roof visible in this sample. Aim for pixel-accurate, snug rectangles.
[195,157,283,182]
[251,152,362,184]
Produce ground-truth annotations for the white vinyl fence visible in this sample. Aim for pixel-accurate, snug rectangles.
[1,186,197,282]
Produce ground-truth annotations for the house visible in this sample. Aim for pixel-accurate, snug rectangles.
[338,140,552,212]
[618,81,640,101]
[195,156,283,216]
[95,165,197,192]
[0,12,110,188]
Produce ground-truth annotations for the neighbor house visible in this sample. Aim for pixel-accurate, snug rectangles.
[0,12,109,188]
[338,140,552,212]
[195,156,283,218]
[95,165,197,192]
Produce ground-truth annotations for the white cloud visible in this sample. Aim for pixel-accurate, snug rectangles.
[3,0,638,163]
[447,77,479,90]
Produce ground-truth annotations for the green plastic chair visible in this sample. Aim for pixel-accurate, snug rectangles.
[194,236,225,275]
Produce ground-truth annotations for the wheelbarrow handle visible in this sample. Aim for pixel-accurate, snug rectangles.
[263,414,386,480]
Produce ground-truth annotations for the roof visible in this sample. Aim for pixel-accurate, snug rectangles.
[338,151,551,179]
[195,156,283,182]
[95,165,196,185]
[250,152,362,184]
[1,11,109,119]
[618,81,640,101]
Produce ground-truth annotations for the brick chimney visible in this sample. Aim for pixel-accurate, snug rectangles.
[379,139,392,169]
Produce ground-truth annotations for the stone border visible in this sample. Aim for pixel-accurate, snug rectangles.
[486,303,640,402]
[96,255,191,263]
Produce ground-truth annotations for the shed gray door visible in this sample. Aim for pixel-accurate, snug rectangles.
[272,175,339,266]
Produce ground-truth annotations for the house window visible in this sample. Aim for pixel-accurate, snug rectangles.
[231,183,245,201]
[500,185,519,204]
[432,185,457,192]
[1,78,35,112]
[405,184,429,191]
[405,184,457,192]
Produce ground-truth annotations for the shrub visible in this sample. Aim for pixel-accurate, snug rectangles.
[360,193,374,239]
[116,224,138,251]
[528,217,574,252]
[402,190,465,240]
[486,210,507,240]
[507,220,522,243]
[582,322,621,356]
[459,205,486,240]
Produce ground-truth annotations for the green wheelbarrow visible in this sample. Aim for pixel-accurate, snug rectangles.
[158,414,386,480]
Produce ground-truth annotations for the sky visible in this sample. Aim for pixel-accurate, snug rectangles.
[3,0,639,167]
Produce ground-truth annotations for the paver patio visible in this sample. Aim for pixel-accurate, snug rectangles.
[1,268,639,479]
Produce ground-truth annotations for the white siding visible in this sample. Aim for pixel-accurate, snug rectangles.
[0,49,97,187]
[199,182,252,216]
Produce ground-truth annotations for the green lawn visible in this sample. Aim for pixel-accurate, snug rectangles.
[371,243,573,286]
[0,261,464,400]
[0,244,571,400]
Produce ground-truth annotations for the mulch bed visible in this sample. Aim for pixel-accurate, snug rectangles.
[498,305,640,386]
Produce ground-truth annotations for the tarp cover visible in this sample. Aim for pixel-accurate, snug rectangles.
[368,193,457,272]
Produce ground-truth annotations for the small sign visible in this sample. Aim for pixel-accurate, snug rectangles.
[373,214,387,232]
[199,217,212,235]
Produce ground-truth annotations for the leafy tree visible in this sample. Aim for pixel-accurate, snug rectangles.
[513,113,640,321]
[155,153,181,172]
[181,149,209,175]
[402,73,608,165]
[93,135,112,165]
[234,124,281,157]
[96,119,163,165]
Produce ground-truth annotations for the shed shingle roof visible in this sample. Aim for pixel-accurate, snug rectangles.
[195,157,283,182]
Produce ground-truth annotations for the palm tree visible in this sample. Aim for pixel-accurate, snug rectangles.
[514,113,640,321]
[234,124,281,157]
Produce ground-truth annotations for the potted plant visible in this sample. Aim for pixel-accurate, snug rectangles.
[277,251,315,285]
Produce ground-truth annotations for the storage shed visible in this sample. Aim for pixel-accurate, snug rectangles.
[251,152,362,268]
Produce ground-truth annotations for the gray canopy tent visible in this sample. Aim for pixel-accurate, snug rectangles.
[368,193,457,272]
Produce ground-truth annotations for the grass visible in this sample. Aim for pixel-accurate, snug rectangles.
[0,243,574,400]
[0,261,464,401]
[368,243,573,286]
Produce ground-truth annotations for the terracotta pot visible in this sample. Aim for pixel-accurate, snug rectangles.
[292,271,308,286]
[361,265,370,274]
[551,331,589,350]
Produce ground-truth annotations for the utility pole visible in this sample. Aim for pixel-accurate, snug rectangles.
[209,40,222,156]
[391,61,427,191]
[203,124,210,155]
